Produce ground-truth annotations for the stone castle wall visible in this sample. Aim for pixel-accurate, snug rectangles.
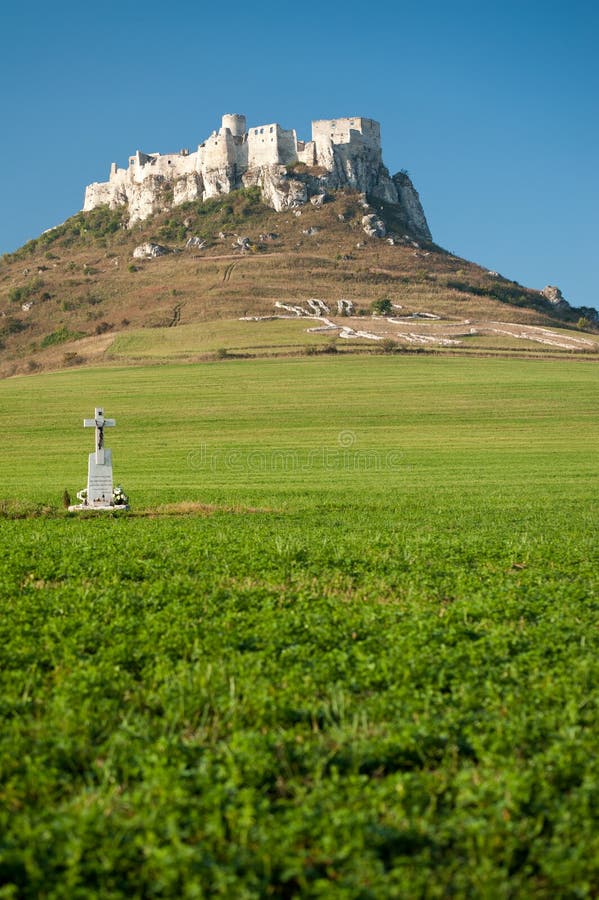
[83,112,432,241]
[247,124,297,167]
[312,117,381,153]
[198,129,237,170]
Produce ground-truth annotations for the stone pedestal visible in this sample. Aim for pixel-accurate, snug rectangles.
[87,449,113,506]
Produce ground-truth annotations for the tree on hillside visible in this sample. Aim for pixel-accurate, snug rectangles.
[371,298,393,316]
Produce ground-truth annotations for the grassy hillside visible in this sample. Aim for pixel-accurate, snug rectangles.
[1,189,597,376]
[0,356,598,896]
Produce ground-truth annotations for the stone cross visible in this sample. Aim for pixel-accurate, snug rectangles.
[81,406,116,506]
[84,407,116,465]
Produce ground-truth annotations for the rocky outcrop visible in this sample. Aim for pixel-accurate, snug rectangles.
[392,173,432,242]
[243,166,308,211]
[132,242,170,259]
[316,138,397,204]
[362,214,386,238]
[126,177,172,225]
[202,167,237,201]
[185,236,207,250]
[541,285,569,307]
[173,172,203,206]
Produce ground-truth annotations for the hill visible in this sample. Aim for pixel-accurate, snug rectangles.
[1,188,598,377]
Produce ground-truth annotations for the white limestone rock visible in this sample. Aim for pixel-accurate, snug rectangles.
[307,299,330,314]
[83,181,127,212]
[244,166,308,212]
[173,172,204,206]
[362,214,386,238]
[541,285,569,306]
[186,236,207,250]
[127,176,172,225]
[202,167,237,200]
[315,137,397,203]
[132,242,170,259]
[392,172,432,242]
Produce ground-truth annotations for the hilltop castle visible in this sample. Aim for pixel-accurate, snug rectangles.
[84,113,431,241]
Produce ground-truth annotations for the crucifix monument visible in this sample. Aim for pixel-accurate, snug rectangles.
[84,407,115,504]
[69,406,129,511]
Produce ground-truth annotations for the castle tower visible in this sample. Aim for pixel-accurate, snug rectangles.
[221,113,247,137]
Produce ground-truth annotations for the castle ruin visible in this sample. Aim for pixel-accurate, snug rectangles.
[84,114,431,241]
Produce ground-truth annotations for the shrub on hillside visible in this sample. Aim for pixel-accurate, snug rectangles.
[41,327,85,348]
[0,318,29,338]
[371,298,393,316]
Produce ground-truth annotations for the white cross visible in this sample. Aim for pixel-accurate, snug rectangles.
[83,407,116,464]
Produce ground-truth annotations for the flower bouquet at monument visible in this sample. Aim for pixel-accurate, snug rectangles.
[113,485,129,506]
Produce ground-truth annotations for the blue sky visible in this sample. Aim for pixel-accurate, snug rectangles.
[1,0,597,309]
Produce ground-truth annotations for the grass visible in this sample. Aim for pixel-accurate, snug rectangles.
[0,355,597,504]
[0,355,598,897]
[106,319,599,364]
[107,319,343,359]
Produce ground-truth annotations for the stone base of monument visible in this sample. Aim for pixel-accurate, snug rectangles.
[68,503,130,513]
[68,477,129,513]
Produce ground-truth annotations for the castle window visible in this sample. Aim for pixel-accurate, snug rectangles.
[260,128,264,134]
[270,126,273,133]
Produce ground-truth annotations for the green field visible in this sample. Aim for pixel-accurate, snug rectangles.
[107,320,599,364]
[107,319,340,360]
[1,356,598,897]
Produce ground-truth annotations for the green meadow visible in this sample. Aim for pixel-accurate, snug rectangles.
[0,356,598,897]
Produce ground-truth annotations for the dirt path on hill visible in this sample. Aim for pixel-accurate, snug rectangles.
[190,252,278,262]
[168,303,182,327]
[222,262,237,282]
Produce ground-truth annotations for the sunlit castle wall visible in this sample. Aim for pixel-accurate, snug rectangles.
[247,124,298,167]
[312,117,382,158]
[197,129,237,170]
[129,150,197,181]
